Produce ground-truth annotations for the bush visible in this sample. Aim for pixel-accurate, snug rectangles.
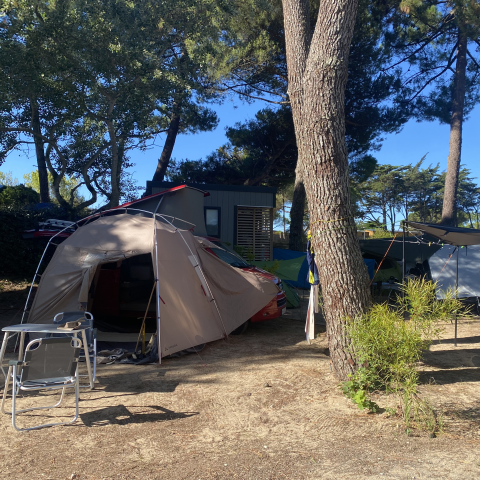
[342,278,466,432]
[0,205,69,277]
[0,185,39,206]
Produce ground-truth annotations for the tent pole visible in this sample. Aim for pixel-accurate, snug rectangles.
[455,246,459,347]
[154,219,162,364]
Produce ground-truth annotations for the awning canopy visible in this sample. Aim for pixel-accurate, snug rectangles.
[406,222,480,247]
[359,238,441,264]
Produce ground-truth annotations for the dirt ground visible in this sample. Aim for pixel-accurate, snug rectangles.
[0,279,479,480]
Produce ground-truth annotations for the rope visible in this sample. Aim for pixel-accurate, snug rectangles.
[310,216,353,226]
[370,233,398,285]
[439,247,457,274]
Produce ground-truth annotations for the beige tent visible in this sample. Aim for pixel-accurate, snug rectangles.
[27,212,277,359]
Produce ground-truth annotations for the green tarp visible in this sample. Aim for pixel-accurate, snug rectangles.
[251,257,305,308]
[282,282,300,308]
[251,257,306,283]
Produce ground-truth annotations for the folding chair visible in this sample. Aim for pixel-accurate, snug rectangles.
[1,337,81,431]
[53,311,97,386]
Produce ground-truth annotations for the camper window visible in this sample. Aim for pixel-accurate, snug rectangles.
[205,207,221,237]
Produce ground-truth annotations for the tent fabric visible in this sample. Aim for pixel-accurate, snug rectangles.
[429,245,480,299]
[259,249,376,287]
[406,222,480,247]
[359,238,441,263]
[28,214,277,357]
[272,248,309,288]
[283,282,300,308]
[250,257,305,283]
[363,258,375,280]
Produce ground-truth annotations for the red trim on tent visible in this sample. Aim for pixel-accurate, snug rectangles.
[112,184,210,210]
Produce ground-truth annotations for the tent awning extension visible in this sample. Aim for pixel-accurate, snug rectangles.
[359,238,440,264]
[406,221,480,247]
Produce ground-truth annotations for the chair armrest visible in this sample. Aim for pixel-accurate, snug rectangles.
[8,360,24,366]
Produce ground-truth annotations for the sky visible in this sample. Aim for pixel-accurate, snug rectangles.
[2,98,480,208]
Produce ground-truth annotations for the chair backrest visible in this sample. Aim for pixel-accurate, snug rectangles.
[53,311,93,326]
[21,337,81,382]
[53,311,94,345]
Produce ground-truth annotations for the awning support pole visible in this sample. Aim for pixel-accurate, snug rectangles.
[154,219,162,363]
[455,246,459,347]
[402,223,406,300]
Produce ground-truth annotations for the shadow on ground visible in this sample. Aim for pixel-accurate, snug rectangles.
[80,404,198,427]
[419,367,480,385]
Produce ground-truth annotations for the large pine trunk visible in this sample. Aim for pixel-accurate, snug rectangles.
[442,27,468,226]
[152,112,181,182]
[282,0,371,380]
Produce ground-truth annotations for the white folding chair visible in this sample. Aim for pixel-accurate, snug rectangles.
[53,311,97,386]
[1,337,81,431]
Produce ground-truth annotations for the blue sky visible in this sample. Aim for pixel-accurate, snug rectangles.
[2,99,480,208]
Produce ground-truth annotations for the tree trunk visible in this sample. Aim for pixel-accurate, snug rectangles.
[442,27,468,226]
[288,167,306,251]
[282,0,371,380]
[30,102,50,203]
[382,201,387,230]
[152,112,181,182]
[106,119,121,207]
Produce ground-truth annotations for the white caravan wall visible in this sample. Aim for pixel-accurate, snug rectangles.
[429,245,480,299]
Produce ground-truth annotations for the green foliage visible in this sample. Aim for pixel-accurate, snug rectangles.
[0,171,19,186]
[371,229,395,239]
[233,245,255,263]
[0,185,39,206]
[0,204,68,276]
[257,260,280,275]
[394,0,480,124]
[341,368,380,412]
[358,157,480,229]
[23,170,85,206]
[0,0,224,208]
[342,278,466,430]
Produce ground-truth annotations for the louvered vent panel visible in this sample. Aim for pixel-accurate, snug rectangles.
[236,207,273,261]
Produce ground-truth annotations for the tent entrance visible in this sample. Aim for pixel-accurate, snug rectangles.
[90,253,158,334]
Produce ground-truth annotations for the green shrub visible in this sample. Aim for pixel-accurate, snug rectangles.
[233,245,255,262]
[0,205,69,277]
[0,185,39,206]
[342,278,465,431]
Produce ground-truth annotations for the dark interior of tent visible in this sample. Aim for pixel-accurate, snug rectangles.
[89,253,158,334]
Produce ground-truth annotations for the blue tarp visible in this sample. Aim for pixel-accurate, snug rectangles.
[364,258,375,281]
[273,248,375,288]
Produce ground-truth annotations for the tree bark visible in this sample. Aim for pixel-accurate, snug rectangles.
[442,27,468,226]
[30,102,50,203]
[152,112,181,182]
[282,0,371,380]
[106,119,121,207]
[288,167,306,251]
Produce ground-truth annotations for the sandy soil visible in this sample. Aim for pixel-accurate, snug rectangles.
[0,280,479,479]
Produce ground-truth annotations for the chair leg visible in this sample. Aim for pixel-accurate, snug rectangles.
[1,366,12,414]
[11,365,18,430]
[11,383,79,432]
